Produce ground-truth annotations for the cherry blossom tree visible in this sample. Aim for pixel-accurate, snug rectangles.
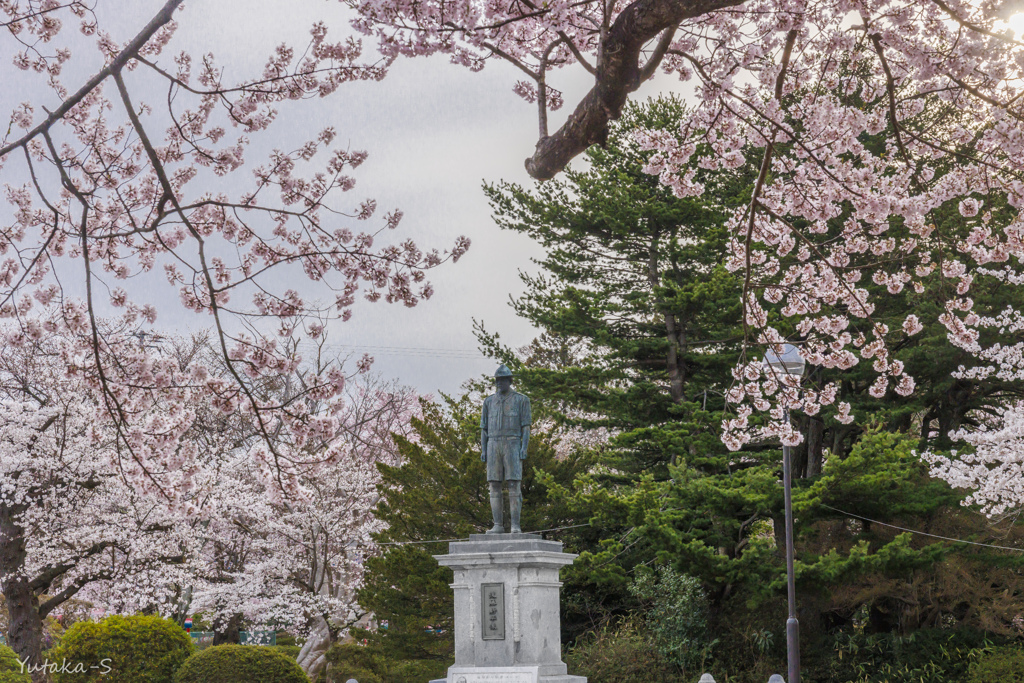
[0,326,222,676]
[923,403,1024,517]
[179,375,416,679]
[0,318,419,680]
[87,332,416,673]
[347,0,1024,444]
[0,0,468,506]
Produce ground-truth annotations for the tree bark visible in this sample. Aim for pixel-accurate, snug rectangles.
[0,505,45,682]
[213,613,242,645]
[524,0,749,179]
[297,617,332,679]
[646,232,686,403]
[804,417,825,478]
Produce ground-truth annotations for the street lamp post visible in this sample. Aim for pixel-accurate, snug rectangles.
[764,343,805,683]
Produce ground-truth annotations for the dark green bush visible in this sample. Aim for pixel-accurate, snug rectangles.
[275,631,298,647]
[325,641,446,683]
[272,645,301,659]
[174,644,308,683]
[968,645,1024,683]
[0,644,30,683]
[829,627,999,683]
[50,614,193,683]
[325,644,384,683]
[628,565,715,674]
[564,621,683,683]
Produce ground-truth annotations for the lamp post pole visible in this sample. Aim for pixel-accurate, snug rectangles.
[782,406,800,683]
[764,343,804,683]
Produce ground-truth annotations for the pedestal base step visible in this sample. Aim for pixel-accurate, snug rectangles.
[440,665,586,683]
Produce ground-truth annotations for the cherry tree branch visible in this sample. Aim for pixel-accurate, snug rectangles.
[524,0,747,179]
[0,0,183,160]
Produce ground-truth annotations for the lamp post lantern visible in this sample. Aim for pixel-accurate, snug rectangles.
[764,343,806,683]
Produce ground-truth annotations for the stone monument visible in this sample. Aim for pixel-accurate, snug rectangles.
[430,367,585,683]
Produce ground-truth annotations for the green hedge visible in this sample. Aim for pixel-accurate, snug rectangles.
[0,644,30,683]
[174,644,309,683]
[969,646,1024,683]
[50,614,193,683]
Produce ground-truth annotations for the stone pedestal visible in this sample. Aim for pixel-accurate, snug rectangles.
[433,533,586,683]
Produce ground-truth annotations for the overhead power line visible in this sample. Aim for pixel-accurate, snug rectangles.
[820,504,1024,553]
[321,343,485,359]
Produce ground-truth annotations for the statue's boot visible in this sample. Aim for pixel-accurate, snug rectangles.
[509,488,522,534]
[486,490,504,534]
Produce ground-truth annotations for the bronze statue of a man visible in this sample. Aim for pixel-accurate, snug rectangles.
[480,364,531,534]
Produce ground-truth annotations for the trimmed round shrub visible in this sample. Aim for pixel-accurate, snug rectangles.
[174,644,309,683]
[0,644,30,683]
[50,614,193,683]
[969,645,1024,683]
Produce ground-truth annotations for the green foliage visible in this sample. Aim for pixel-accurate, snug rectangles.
[482,94,748,479]
[271,645,300,659]
[563,621,682,683]
[828,628,1001,683]
[348,395,587,683]
[174,645,308,683]
[482,95,759,627]
[968,645,1024,683]
[326,642,430,683]
[50,615,193,683]
[479,94,1024,653]
[275,631,297,647]
[0,644,29,683]
[628,566,714,672]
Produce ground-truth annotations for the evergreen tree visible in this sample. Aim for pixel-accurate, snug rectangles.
[481,96,1024,677]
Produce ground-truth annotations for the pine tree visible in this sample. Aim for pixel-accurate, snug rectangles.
[480,96,1024,675]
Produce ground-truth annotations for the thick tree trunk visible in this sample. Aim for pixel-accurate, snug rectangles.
[647,233,686,403]
[297,617,332,680]
[772,514,786,559]
[0,506,45,682]
[213,613,242,645]
[804,417,825,478]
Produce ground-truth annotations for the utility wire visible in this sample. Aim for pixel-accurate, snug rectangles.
[376,523,592,547]
[321,342,484,359]
[819,504,1024,553]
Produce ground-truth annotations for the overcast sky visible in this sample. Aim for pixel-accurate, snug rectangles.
[2,0,683,397]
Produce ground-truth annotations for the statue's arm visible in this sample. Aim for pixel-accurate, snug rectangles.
[520,397,531,460]
[480,399,489,462]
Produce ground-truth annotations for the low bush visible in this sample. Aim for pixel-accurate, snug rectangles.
[50,614,193,683]
[968,645,1024,683]
[628,565,715,674]
[0,644,30,683]
[829,627,999,683]
[272,645,301,659]
[564,620,683,683]
[325,641,446,683]
[324,644,384,683]
[174,644,308,683]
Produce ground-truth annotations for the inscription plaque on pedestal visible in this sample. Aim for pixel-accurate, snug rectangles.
[481,583,505,640]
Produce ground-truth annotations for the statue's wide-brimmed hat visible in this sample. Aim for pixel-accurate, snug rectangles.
[494,364,513,378]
